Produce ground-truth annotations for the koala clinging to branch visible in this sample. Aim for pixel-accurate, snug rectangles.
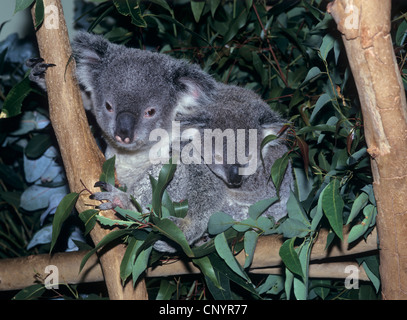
[28,32,292,253]
[28,31,217,210]
[151,84,293,252]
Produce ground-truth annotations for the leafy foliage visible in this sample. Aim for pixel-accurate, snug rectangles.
[3,0,407,300]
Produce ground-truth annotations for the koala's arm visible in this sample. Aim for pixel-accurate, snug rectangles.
[153,164,225,252]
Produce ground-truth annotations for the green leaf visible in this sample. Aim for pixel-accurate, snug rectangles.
[346,192,369,225]
[207,251,259,298]
[310,93,331,123]
[12,284,46,300]
[223,7,249,45]
[271,152,290,194]
[152,159,176,218]
[78,209,98,235]
[301,66,321,86]
[286,191,310,225]
[319,34,335,61]
[204,271,232,300]
[113,0,147,27]
[357,255,380,293]
[80,229,130,272]
[149,0,173,14]
[278,218,310,238]
[120,237,140,282]
[25,134,52,159]
[34,0,44,28]
[172,199,188,218]
[279,237,303,278]
[2,74,33,118]
[232,217,256,232]
[153,218,194,257]
[347,205,376,244]
[214,233,250,283]
[100,156,116,186]
[193,256,223,289]
[208,211,235,235]
[14,0,35,14]
[321,179,344,240]
[132,246,153,285]
[312,279,331,299]
[96,215,135,227]
[243,230,258,268]
[210,0,221,17]
[191,0,205,23]
[311,194,324,231]
[248,197,278,220]
[114,207,146,223]
[256,274,284,295]
[156,280,177,300]
[294,238,312,300]
[50,193,79,252]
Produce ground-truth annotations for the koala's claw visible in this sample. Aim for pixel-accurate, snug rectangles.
[91,181,134,211]
[26,58,56,91]
[94,181,114,192]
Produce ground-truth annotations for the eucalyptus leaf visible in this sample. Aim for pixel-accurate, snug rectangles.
[50,192,79,253]
[271,152,290,194]
[208,211,235,235]
[214,233,250,283]
[248,197,278,220]
[78,209,98,235]
[14,0,35,14]
[321,179,344,240]
[80,229,131,272]
[100,156,116,186]
[347,192,369,225]
[13,284,46,300]
[2,75,33,118]
[279,237,303,278]
[191,0,205,23]
[243,230,258,268]
[153,218,194,257]
[113,0,147,27]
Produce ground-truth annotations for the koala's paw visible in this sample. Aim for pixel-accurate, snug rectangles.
[26,58,56,90]
[153,240,178,253]
[90,181,132,211]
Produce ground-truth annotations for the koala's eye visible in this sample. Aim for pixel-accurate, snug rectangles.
[144,107,156,118]
[105,102,114,113]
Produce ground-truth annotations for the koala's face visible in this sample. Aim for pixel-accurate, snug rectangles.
[72,31,216,152]
[90,57,177,151]
[188,85,286,188]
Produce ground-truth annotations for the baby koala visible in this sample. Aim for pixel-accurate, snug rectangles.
[152,84,293,252]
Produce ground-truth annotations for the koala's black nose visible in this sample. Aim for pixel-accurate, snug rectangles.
[115,112,136,144]
[228,165,243,188]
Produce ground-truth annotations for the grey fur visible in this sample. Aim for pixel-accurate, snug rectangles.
[27,32,293,253]
[152,84,293,251]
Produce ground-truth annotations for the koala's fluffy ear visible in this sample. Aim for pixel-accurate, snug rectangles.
[259,109,287,141]
[172,64,217,116]
[72,31,110,93]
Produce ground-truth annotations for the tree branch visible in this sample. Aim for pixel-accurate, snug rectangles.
[29,0,147,299]
[0,227,377,291]
[328,0,407,299]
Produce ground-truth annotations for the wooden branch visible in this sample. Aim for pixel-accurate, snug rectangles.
[29,0,147,299]
[0,228,377,291]
[328,0,407,299]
